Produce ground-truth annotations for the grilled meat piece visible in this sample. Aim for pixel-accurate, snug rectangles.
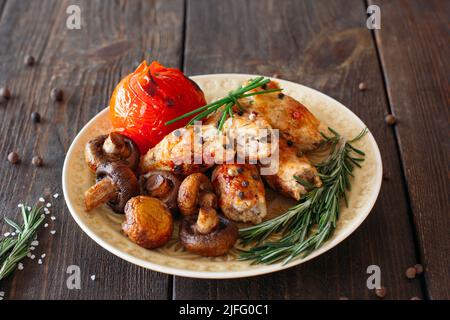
[243,81,326,152]
[262,138,322,201]
[212,164,267,224]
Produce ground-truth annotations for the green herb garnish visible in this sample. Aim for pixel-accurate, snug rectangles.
[165,77,281,130]
[239,127,368,265]
[0,205,45,280]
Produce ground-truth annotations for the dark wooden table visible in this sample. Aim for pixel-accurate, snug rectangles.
[0,0,448,300]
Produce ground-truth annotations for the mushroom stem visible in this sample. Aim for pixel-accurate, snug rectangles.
[196,207,219,234]
[84,178,117,211]
[145,175,172,198]
[103,132,130,157]
[198,192,217,209]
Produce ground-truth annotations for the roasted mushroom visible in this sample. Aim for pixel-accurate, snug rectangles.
[179,208,238,257]
[122,196,173,249]
[84,162,139,213]
[177,173,217,216]
[85,132,140,172]
[140,170,181,212]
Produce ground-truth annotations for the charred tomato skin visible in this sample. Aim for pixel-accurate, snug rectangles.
[109,61,206,154]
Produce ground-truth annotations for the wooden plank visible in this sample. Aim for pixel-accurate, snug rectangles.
[175,0,424,299]
[369,0,450,299]
[0,0,184,299]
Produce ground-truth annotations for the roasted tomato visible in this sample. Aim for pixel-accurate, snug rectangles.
[109,61,206,153]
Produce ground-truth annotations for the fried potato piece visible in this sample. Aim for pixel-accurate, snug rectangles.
[122,196,173,249]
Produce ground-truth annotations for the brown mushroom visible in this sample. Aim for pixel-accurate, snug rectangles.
[179,209,238,257]
[122,196,173,249]
[177,173,217,216]
[84,132,140,172]
[140,170,181,212]
[84,162,139,213]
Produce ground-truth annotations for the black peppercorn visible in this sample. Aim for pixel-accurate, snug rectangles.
[287,140,293,147]
[238,191,245,199]
[237,110,244,116]
[50,88,63,102]
[252,174,259,180]
[237,167,244,174]
[241,180,249,187]
[358,82,367,91]
[31,112,41,123]
[278,93,285,99]
[385,114,396,125]
[24,55,36,66]
[173,130,181,137]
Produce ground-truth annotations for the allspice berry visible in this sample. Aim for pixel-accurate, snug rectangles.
[385,114,397,125]
[406,267,417,279]
[375,286,387,299]
[31,112,41,123]
[0,87,11,102]
[358,82,367,91]
[7,152,19,164]
[50,88,63,102]
[32,156,43,167]
[414,264,424,275]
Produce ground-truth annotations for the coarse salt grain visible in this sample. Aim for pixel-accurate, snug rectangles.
[31,240,39,246]
[44,223,49,228]
[51,216,56,221]
[30,246,35,251]
[50,230,56,235]
[39,197,45,202]
[53,193,59,198]
[30,254,35,260]
[46,203,51,208]
[90,275,96,281]
[18,263,24,270]
[3,232,10,237]
[27,206,31,210]
[11,232,15,236]
[41,254,46,258]
[0,291,4,296]
[38,259,42,264]
[18,204,23,208]
[27,252,32,258]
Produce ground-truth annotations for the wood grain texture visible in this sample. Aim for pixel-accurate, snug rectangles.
[0,0,184,299]
[175,0,424,299]
[369,0,450,299]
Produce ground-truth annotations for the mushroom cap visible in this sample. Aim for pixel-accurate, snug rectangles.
[177,173,216,216]
[85,133,140,172]
[122,196,173,249]
[96,162,139,213]
[179,215,238,257]
[140,170,181,213]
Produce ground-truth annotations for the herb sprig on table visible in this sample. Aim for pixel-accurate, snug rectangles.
[0,205,45,280]
[165,77,282,130]
[239,128,368,265]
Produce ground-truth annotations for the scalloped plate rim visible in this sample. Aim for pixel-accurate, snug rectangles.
[62,73,383,279]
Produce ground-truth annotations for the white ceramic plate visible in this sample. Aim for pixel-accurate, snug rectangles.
[62,74,382,279]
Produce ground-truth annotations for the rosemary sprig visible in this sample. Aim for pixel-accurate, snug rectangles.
[0,205,45,280]
[239,127,368,265]
[165,77,282,130]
